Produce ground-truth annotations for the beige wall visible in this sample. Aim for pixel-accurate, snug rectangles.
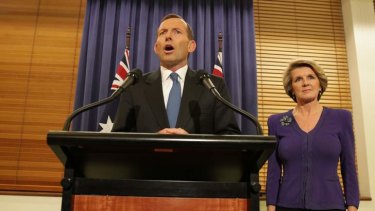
[341,0,375,210]
[0,195,60,211]
[0,0,374,210]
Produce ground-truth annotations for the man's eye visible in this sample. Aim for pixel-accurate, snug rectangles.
[172,30,181,35]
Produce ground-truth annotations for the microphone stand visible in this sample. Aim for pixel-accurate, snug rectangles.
[62,69,142,131]
[200,73,263,135]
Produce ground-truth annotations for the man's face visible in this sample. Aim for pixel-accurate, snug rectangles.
[154,18,196,71]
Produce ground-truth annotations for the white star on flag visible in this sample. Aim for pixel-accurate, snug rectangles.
[99,116,114,133]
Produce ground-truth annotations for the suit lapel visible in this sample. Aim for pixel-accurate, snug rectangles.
[176,69,204,128]
[144,71,170,128]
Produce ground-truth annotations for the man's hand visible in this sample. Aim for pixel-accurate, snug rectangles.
[158,128,189,134]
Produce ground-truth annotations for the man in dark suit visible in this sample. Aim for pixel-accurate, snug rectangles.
[112,14,240,135]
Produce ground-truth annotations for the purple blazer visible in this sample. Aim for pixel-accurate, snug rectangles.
[266,107,359,210]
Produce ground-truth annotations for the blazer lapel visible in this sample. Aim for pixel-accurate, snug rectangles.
[144,71,170,128]
[176,69,204,128]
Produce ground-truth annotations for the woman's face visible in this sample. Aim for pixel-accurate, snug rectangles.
[290,66,321,104]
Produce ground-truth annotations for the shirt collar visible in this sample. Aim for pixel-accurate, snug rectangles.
[161,65,188,81]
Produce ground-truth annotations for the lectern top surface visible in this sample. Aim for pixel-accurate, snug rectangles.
[47,130,276,150]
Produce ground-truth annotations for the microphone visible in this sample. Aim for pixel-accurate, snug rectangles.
[62,69,143,131]
[198,70,263,135]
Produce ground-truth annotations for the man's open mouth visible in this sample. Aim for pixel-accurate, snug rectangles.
[164,44,174,53]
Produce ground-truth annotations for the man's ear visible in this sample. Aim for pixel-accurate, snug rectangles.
[188,40,196,53]
[154,43,158,54]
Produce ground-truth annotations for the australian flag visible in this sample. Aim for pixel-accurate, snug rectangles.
[98,48,130,132]
[212,49,223,78]
[212,32,224,78]
[111,49,130,90]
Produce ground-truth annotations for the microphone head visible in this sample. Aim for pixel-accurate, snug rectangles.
[197,69,209,80]
[197,69,216,90]
[129,68,143,79]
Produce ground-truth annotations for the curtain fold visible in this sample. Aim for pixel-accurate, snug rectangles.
[73,0,257,134]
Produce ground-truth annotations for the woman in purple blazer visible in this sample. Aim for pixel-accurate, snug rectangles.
[266,60,359,211]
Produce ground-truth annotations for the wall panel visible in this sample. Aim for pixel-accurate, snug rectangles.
[254,0,353,195]
[0,0,85,193]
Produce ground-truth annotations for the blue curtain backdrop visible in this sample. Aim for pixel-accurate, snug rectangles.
[73,0,257,134]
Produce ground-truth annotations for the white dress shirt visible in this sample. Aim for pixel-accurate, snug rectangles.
[160,65,187,108]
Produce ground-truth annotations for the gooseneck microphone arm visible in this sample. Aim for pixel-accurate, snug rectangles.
[200,72,263,135]
[62,69,142,131]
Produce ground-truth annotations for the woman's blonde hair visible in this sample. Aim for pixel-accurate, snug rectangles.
[283,59,328,102]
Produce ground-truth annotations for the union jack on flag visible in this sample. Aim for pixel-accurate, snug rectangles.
[212,50,223,78]
[111,48,130,90]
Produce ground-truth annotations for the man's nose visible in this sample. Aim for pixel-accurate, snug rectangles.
[165,31,173,40]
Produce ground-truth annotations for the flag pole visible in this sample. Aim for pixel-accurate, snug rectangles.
[218,32,223,52]
[126,27,131,50]
[125,27,131,69]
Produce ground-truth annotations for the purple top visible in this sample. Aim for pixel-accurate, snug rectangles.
[266,107,359,210]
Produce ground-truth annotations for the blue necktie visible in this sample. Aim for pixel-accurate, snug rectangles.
[167,73,181,128]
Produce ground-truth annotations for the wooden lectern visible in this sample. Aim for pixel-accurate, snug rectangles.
[47,131,276,211]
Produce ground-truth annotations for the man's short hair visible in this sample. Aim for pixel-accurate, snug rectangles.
[158,13,195,40]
